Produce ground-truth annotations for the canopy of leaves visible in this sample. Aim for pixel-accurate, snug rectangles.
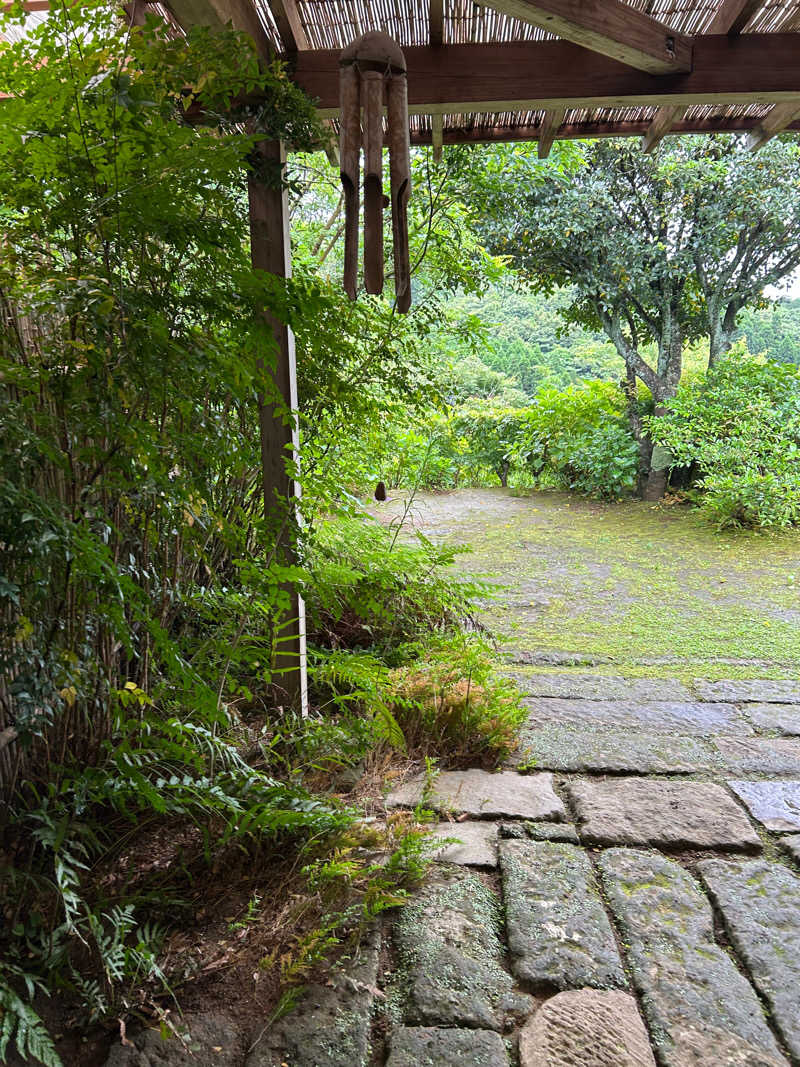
[463,137,800,394]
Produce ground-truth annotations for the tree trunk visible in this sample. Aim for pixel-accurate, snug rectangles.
[642,404,674,501]
[643,465,669,501]
[498,460,510,488]
[708,304,738,369]
[622,365,653,498]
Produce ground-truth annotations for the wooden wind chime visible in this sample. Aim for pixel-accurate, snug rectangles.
[339,32,412,312]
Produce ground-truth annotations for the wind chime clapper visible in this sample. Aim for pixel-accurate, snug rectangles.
[339,32,412,313]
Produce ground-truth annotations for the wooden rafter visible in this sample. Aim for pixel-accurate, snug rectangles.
[642,0,761,153]
[537,107,565,158]
[294,36,800,117]
[265,0,307,52]
[430,0,443,46]
[707,0,762,35]
[164,0,273,62]
[431,113,443,161]
[746,100,800,149]
[408,113,800,146]
[476,0,691,74]
[641,103,682,153]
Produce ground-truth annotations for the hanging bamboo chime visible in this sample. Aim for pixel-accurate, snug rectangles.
[339,32,412,312]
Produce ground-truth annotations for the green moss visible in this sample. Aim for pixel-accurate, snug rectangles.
[436,489,800,681]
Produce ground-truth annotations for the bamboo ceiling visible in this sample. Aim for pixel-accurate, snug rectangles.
[7,0,800,149]
[250,0,800,150]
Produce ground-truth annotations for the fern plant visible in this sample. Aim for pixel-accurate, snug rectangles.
[0,970,62,1067]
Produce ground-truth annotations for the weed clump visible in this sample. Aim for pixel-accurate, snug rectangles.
[386,636,525,767]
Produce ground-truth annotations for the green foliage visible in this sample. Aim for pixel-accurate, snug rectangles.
[446,284,623,396]
[365,382,640,498]
[0,974,61,1067]
[736,298,800,365]
[459,137,800,495]
[469,137,800,365]
[452,405,528,486]
[304,516,484,656]
[386,634,526,766]
[0,3,437,1058]
[650,352,800,527]
[520,382,639,499]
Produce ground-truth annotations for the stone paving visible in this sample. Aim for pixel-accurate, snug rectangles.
[257,673,800,1067]
[107,671,800,1067]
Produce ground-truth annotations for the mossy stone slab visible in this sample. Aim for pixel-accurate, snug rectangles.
[522,698,751,735]
[385,1027,508,1067]
[509,673,692,701]
[728,780,800,832]
[714,737,800,774]
[747,703,800,736]
[508,651,610,667]
[518,989,655,1067]
[386,769,565,821]
[598,849,786,1067]
[428,821,498,867]
[567,778,761,851]
[499,821,579,843]
[781,835,800,863]
[696,680,800,704]
[514,724,716,773]
[698,858,800,1060]
[392,867,531,1031]
[245,928,380,1067]
[499,839,625,992]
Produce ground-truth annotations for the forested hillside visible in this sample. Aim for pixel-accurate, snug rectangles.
[445,285,800,401]
[737,297,800,364]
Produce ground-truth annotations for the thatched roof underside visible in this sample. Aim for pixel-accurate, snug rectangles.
[10,0,800,149]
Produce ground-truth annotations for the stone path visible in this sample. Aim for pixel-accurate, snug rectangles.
[113,674,800,1067]
[247,689,800,1064]
[107,493,800,1066]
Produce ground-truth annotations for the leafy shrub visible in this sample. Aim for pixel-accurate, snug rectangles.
[520,381,639,498]
[304,516,486,656]
[381,419,466,490]
[452,406,528,486]
[0,706,354,1065]
[385,634,526,766]
[0,4,417,1059]
[649,353,800,527]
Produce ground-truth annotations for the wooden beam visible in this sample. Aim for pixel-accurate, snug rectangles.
[732,5,800,150]
[163,0,274,63]
[248,139,308,716]
[746,100,800,150]
[431,113,443,161]
[642,0,759,153]
[641,103,682,153]
[266,0,308,53]
[293,35,800,117]
[707,0,762,35]
[476,0,691,74]
[430,0,444,46]
[537,107,565,158]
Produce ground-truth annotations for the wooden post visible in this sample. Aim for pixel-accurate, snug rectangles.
[248,139,308,716]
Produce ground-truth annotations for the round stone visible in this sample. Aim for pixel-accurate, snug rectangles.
[519,989,656,1067]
